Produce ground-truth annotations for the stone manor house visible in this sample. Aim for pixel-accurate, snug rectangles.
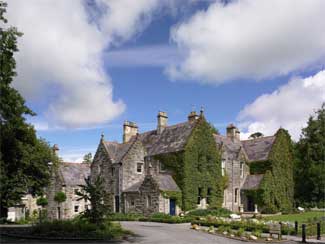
[88,110,288,216]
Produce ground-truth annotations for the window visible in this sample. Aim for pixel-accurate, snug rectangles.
[111,167,115,176]
[224,190,227,204]
[160,161,167,172]
[74,205,79,213]
[207,188,212,204]
[234,188,239,203]
[85,205,89,210]
[240,162,244,178]
[221,159,226,176]
[74,188,79,196]
[197,187,202,204]
[130,198,135,206]
[136,163,143,173]
[146,195,151,208]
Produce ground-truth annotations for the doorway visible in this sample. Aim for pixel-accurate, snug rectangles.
[169,199,176,216]
[115,196,120,213]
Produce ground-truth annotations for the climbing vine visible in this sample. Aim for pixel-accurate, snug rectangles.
[249,160,272,174]
[247,129,294,213]
[155,117,223,211]
[160,191,182,206]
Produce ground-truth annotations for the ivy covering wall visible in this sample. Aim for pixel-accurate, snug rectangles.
[155,117,223,211]
[249,129,294,213]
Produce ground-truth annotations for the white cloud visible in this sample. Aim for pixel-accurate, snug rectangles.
[105,44,181,68]
[168,0,325,84]
[5,0,169,128]
[238,70,325,140]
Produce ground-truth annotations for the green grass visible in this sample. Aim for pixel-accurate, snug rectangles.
[264,211,324,223]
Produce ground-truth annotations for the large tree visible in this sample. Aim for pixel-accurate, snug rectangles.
[0,1,57,218]
[294,103,325,207]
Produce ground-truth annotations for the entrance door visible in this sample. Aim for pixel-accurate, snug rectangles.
[247,196,254,212]
[115,196,120,213]
[169,199,176,216]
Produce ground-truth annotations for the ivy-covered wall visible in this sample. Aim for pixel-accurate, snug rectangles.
[155,117,223,211]
[250,129,294,213]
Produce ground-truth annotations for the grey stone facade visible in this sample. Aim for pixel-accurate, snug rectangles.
[90,111,281,215]
[47,162,90,220]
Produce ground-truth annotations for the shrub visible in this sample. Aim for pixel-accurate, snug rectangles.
[187,208,232,217]
[30,219,129,239]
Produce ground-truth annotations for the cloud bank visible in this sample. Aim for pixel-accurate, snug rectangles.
[238,70,325,140]
[6,0,168,128]
[168,0,325,84]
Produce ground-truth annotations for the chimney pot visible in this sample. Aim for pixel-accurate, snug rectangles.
[123,120,138,143]
[226,124,240,141]
[157,111,168,134]
[188,111,199,122]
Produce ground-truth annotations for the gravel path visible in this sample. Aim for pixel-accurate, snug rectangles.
[120,222,297,244]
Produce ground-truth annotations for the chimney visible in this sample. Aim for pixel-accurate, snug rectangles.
[52,144,59,156]
[157,111,168,134]
[123,121,138,143]
[188,111,199,122]
[226,124,240,141]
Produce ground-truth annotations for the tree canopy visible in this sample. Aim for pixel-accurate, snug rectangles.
[294,103,325,207]
[82,152,93,164]
[0,1,57,217]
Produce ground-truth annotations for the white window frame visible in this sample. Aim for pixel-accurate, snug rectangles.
[234,188,239,203]
[74,205,79,213]
[160,161,167,172]
[240,162,244,178]
[136,163,143,174]
[221,159,226,176]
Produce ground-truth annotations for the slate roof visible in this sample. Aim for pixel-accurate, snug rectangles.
[123,174,180,193]
[137,121,196,156]
[103,121,197,162]
[59,162,90,186]
[214,134,243,160]
[241,136,276,162]
[156,174,180,191]
[103,140,134,164]
[241,174,264,190]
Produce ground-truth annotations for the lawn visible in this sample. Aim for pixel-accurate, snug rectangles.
[264,211,324,223]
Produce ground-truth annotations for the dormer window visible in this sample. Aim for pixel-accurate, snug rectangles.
[136,163,143,173]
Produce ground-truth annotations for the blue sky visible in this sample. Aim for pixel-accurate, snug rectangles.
[6,0,325,162]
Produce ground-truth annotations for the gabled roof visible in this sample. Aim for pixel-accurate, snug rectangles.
[156,174,180,191]
[138,121,196,156]
[103,140,134,164]
[242,174,264,190]
[103,120,197,162]
[241,136,276,162]
[123,174,180,193]
[59,162,90,186]
[214,134,243,160]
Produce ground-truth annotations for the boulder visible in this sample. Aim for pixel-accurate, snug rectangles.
[249,235,258,240]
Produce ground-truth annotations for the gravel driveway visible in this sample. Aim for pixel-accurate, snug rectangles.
[121,222,297,244]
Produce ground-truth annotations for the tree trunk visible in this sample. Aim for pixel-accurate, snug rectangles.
[0,205,8,219]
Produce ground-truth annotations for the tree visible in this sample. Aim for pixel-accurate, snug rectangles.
[249,132,264,139]
[82,152,92,164]
[54,191,66,219]
[76,176,107,224]
[36,196,48,222]
[295,104,325,207]
[36,196,48,208]
[0,1,57,218]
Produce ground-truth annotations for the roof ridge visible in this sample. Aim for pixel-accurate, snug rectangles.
[241,135,275,142]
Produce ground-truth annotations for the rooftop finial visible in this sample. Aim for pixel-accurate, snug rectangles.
[101,132,104,141]
[200,106,204,115]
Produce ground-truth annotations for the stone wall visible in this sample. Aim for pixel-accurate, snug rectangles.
[139,175,160,216]
[222,150,249,212]
[121,140,146,192]
[91,141,115,211]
